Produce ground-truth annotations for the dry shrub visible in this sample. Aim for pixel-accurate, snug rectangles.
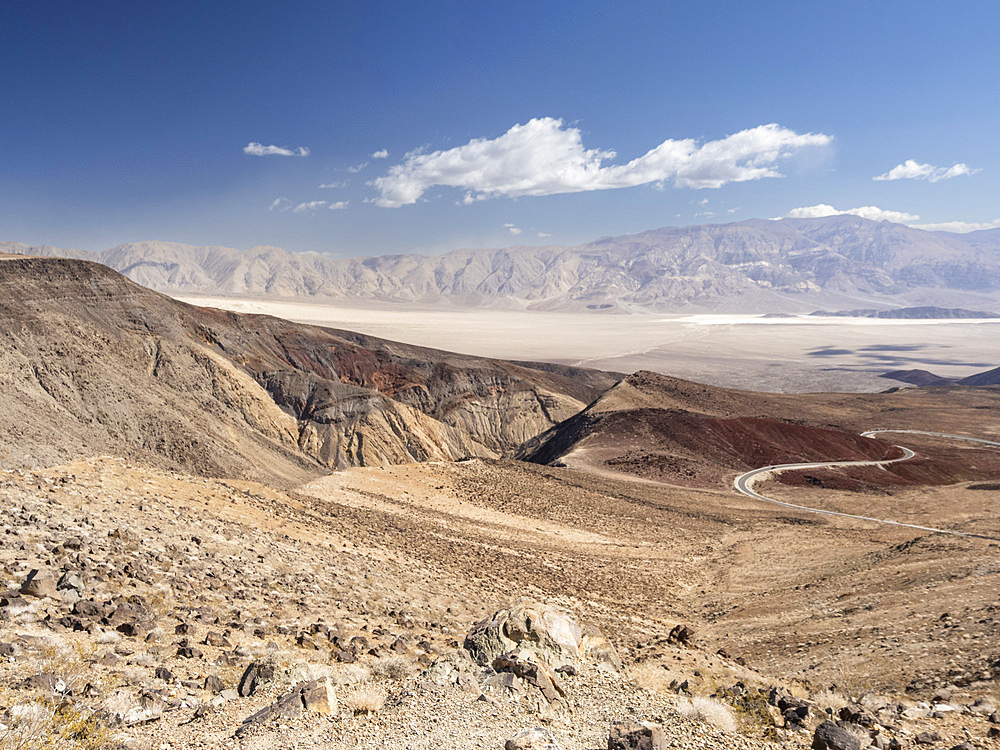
[341,684,387,716]
[677,695,738,734]
[94,630,120,645]
[811,688,849,716]
[370,656,413,682]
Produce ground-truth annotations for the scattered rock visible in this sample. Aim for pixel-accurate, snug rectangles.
[667,624,695,647]
[608,720,666,750]
[235,679,336,736]
[505,726,563,750]
[237,659,275,697]
[20,569,58,599]
[120,692,165,725]
[812,720,862,750]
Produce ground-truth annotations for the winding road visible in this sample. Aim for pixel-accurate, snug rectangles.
[732,430,1000,541]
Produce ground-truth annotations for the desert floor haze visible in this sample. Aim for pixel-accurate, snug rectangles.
[175,295,1000,392]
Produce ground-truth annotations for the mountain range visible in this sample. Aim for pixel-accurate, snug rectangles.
[6,215,1000,312]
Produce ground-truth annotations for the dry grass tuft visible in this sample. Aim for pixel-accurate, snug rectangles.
[341,684,387,716]
[676,695,738,734]
[370,655,413,682]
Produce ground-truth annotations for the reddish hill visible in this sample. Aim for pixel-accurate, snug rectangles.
[518,370,1000,490]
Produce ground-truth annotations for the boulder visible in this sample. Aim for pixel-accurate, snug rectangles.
[466,602,618,670]
[20,569,58,599]
[505,726,563,750]
[493,649,566,703]
[812,721,862,750]
[237,660,275,697]
[608,721,666,750]
[235,679,336,736]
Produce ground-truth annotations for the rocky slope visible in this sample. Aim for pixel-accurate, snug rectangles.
[0,256,616,482]
[8,215,1000,312]
[3,451,998,749]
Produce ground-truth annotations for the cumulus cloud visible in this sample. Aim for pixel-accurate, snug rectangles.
[371,149,389,159]
[371,118,831,207]
[873,159,979,182]
[328,201,349,210]
[784,203,921,223]
[348,162,369,173]
[319,180,348,189]
[268,197,293,211]
[537,232,552,238]
[910,219,1000,233]
[503,223,522,235]
[244,142,310,157]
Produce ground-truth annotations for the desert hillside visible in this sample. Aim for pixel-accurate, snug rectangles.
[0,256,615,483]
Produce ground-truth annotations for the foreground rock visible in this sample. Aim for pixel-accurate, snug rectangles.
[608,720,666,750]
[236,678,336,736]
[812,721,863,750]
[464,602,620,671]
[505,726,564,750]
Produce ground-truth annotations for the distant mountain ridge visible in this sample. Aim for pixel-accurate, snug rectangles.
[7,215,1000,312]
[880,365,1000,387]
[811,305,1000,319]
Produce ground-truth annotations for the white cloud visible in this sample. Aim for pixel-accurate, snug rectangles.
[244,142,310,157]
[537,232,552,238]
[784,203,920,223]
[269,198,347,214]
[372,118,832,207]
[319,180,348,189]
[910,219,1000,233]
[503,223,522,235]
[291,200,329,214]
[348,162,369,173]
[873,159,979,182]
[371,149,389,159]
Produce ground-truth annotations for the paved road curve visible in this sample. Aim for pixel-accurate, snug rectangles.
[732,430,1000,541]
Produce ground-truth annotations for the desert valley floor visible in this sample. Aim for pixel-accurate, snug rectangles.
[176,295,1000,393]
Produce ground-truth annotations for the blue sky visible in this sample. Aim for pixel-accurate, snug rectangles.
[3,1,998,256]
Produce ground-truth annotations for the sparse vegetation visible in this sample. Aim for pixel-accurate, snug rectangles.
[676,695,738,734]
[340,684,387,716]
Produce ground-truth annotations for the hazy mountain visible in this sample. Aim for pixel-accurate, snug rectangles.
[7,215,1000,312]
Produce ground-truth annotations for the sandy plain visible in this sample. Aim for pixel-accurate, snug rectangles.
[175,296,1000,392]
